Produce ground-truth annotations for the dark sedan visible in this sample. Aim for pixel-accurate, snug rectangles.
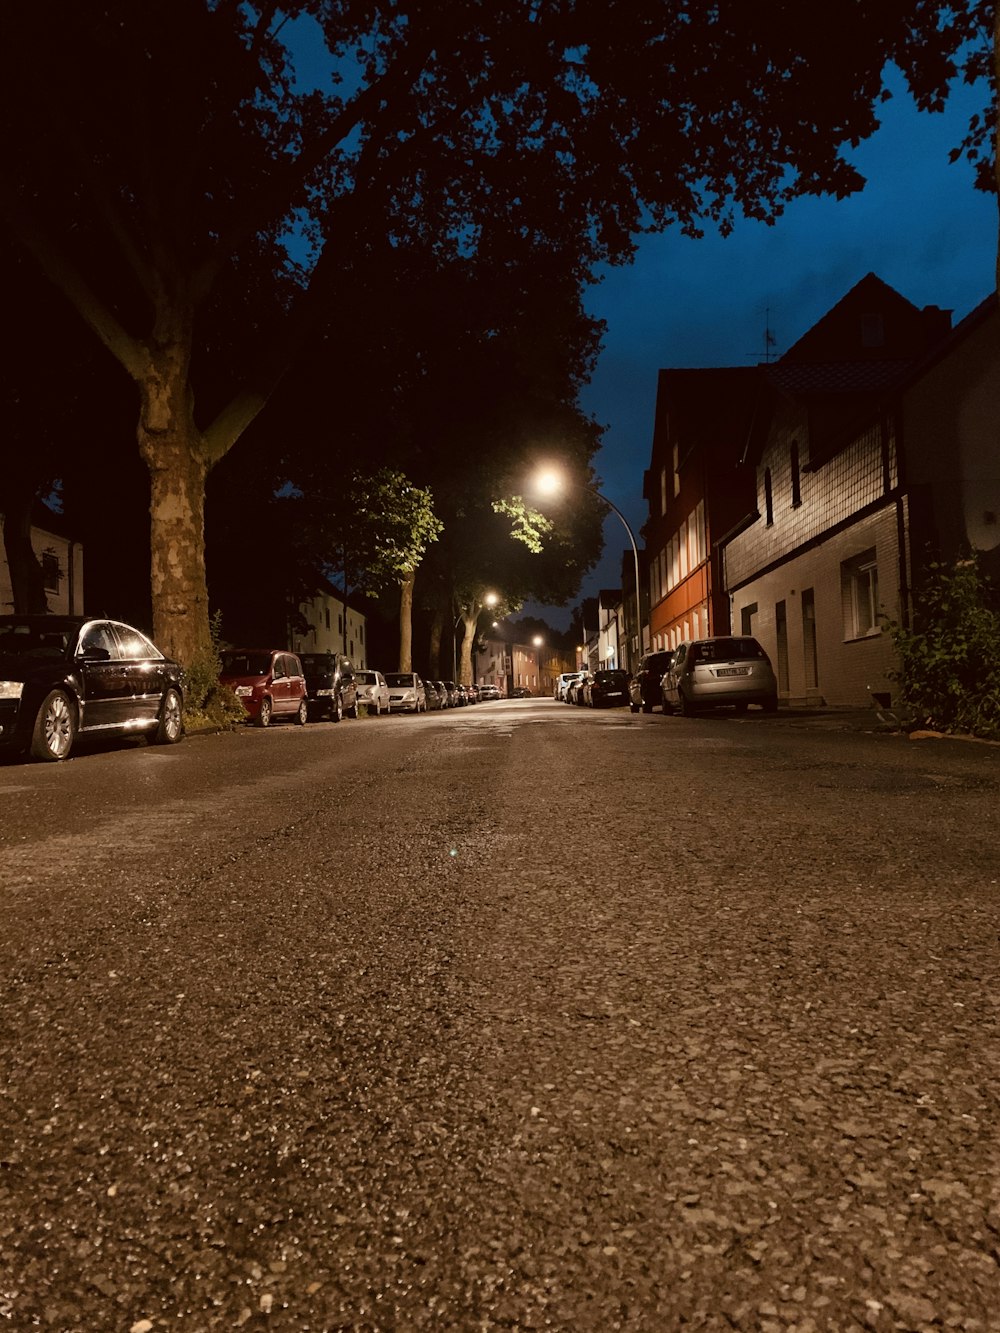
[586,668,631,708]
[0,615,184,762]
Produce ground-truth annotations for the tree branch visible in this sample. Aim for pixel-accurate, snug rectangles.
[2,186,147,381]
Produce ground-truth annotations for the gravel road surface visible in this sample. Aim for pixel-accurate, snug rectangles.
[1,700,998,1331]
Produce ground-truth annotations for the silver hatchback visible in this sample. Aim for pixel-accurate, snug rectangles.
[661,636,778,715]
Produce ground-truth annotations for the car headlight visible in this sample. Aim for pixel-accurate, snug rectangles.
[0,681,24,699]
[233,685,253,697]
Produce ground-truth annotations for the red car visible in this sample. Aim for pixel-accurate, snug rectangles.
[219,649,308,727]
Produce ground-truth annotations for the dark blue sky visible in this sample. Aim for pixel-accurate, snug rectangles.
[529,68,997,629]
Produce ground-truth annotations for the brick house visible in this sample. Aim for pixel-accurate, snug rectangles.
[723,275,995,707]
[642,366,761,653]
[597,588,623,668]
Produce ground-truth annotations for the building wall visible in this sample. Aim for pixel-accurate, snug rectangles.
[293,591,368,667]
[903,302,1000,571]
[729,503,903,706]
[725,392,904,707]
[0,523,85,615]
[726,400,897,590]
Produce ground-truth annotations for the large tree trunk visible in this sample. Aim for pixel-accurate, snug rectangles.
[398,568,415,670]
[458,609,478,685]
[1,479,48,614]
[427,608,444,679]
[136,349,211,668]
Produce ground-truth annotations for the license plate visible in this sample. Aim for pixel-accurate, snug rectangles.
[716,667,749,677]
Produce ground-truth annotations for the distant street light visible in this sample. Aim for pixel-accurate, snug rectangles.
[532,469,643,666]
[532,634,544,695]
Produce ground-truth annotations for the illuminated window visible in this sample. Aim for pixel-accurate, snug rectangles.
[841,549,880,637]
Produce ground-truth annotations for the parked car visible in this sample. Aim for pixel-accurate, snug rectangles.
[299,651,358,722]
[219,649,308,727]
[385,671,426,713]
[569,676,591,704]
[478,682,501,701]
[629,650,675,713]
[466,683,481,703]
[424,680,444,710]
[661,636,779,715]
[555,671,584,701]
[432,680,452,708]
[0,615,184,763]
[511,685,533,699]
[353,668,390,716]
[585,668,631,708]
[440,680,460,706]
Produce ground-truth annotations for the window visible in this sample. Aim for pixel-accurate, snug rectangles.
[41,549,61,593]
[790,442,801,507]
[660,465,668,514]
[672,442,680,497]
[741,602,758,636]
[862,313,884,348]
[841,549,880,638]
[80,623,120,659]
[325,608,330,630]
[764,468,774,525]
[338,614,343,633]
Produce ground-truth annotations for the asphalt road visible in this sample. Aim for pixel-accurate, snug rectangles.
[1,700,999,1332]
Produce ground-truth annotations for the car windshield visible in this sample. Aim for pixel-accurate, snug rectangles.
[691,638,766,663]
[594,671,628,683]
[385,673,415,687]
[299,653,335,673]
[0,621,72,658]
[221,651,272,676]
[355,671,377,684]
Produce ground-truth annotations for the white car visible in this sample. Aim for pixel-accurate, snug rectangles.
[384,671,426,714]
[478,683,501,701]
[555,671,584,701]
[354,669,391,716]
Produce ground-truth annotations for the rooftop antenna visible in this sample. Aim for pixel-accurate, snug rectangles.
[747,305,779,363]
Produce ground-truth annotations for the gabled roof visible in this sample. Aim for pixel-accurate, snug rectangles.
[780,272,951,365]
[765,359,913,396]
[651,365,763,471]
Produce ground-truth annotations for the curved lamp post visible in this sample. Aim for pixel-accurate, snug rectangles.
[533,470,643,667]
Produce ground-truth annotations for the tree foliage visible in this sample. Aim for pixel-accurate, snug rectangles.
[2,1,994,660]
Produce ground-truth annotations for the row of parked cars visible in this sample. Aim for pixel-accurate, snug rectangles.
[555,636,779,715]
[217,652,507,722]
[0,614,512,763]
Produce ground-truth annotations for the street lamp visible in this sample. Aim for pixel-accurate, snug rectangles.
[533,469,644,666]
[532,634,544,695]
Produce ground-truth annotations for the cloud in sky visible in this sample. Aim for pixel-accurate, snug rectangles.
[527,67,997,630]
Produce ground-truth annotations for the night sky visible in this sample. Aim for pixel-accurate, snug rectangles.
[530,67,997,629]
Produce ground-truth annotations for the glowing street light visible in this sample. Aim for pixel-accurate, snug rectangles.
[530,468,644,666]
[454,590,500,684]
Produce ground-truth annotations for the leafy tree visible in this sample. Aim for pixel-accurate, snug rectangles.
[3,0,992,667]
[886,552,1000,737]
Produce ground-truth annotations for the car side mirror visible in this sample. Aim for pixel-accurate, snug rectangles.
[80,647,111,662]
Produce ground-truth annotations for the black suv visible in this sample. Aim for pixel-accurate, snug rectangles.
[300,652,358,722]
[629,650,675,713]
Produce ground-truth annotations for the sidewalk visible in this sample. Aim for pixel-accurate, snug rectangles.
[777,702,1000,746]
